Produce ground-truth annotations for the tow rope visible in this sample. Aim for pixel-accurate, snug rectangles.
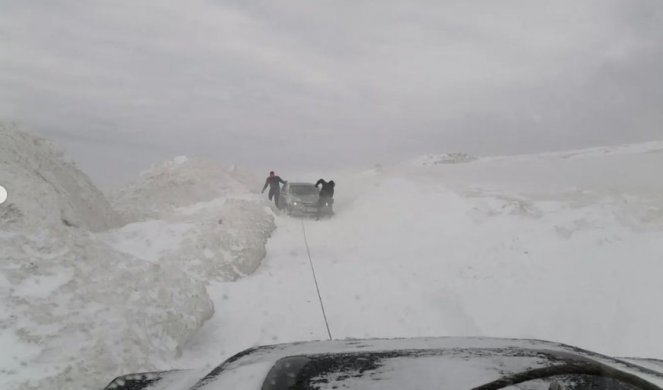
[301,220,333,340]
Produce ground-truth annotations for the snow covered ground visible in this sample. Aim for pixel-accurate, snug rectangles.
[1,124,662,389]
[176,141,663,377]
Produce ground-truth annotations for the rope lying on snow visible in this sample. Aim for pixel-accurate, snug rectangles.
[301,220,333,341]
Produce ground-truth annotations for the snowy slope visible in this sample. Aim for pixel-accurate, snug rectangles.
[100,198,276,282]
[0,123,122,231]
[176,142,663,379]
[0,127,274,390]
[111,156,260,222]
[411,152,477,166]
[1,229,214,390]
[104,156,276,281]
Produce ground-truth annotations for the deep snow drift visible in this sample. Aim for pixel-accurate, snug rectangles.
[176,140,663,377]
[0,126,274,389]
[111,156,259,222]
[2,124,662,389]
[0,123,122,232]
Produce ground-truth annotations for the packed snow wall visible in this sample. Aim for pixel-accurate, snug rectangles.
[0,125,274,389]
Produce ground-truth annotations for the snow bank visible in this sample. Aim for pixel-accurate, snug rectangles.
[111,156,259,222]
[1,230,213,390]
[478,140,663,163]
[104,155,276,282]
[100,199,276,283]
[409,141,663,169]
[0,125,218,390]
[411,152,477,166]
[0,123,122,231]
[165,199,276,281]
[532,140,663,160]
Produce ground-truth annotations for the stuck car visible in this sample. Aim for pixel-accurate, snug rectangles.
[280,182,331,217]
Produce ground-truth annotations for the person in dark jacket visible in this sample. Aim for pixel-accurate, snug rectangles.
[315,179,335,218]
[315,179,335,199]
[262,171,286,207]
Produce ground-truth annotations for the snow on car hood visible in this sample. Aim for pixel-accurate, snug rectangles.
[130,337,663,390]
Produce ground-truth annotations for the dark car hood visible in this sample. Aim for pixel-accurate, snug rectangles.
[104,337,663,390]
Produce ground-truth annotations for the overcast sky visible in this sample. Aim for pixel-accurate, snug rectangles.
[1,0,662,187]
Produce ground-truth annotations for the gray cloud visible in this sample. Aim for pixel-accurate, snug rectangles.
[1,0,662,186]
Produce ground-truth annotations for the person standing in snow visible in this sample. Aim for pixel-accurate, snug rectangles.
[262,171,286,207]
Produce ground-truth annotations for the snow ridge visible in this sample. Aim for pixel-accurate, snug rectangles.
[111,156,259,222]
[411,152,477,166]
[0,125,274,389]
[0,123,122,232]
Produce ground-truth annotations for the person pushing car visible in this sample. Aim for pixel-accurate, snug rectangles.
[262,171,286,207]
[315,179,335,199]
[315,179,335,218]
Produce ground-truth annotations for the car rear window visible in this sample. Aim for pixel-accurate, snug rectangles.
[291,185,319,195]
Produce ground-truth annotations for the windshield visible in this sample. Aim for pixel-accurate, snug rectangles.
[2,1,662,389]
[290,185,320,196]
